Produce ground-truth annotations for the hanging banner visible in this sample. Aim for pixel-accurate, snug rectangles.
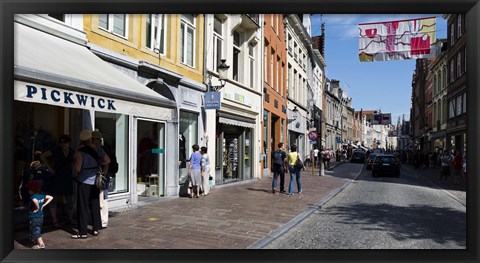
[359,17,436,62]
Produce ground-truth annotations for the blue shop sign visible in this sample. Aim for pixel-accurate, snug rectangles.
[204,92,221,110]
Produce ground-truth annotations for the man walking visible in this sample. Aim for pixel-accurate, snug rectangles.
[271,143,287,194]
[439,149,453,184]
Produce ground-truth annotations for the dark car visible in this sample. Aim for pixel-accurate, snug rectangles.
[350,151,366,163]
[372,154,401,177]
[365,153,377,170]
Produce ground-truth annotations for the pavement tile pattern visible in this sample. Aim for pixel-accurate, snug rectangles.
[14,162,348,249]
[14,160,466,249]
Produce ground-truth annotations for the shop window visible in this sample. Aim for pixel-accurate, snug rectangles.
[179,111,198,184]
[146,14,166,55]
[95,112,129,195]
[99,14,127,38]
[180,14,196,67]
[136,119,165,197]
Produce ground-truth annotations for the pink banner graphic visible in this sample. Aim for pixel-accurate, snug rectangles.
[359,17,436,62]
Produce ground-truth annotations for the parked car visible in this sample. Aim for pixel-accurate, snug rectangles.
[350,151,366,163]
[372,154,401,177]
[366,153,377,170]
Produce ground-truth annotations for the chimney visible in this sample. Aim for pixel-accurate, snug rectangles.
[312,23,326,58]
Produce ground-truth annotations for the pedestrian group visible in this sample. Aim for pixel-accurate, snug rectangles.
[21,129,116,248]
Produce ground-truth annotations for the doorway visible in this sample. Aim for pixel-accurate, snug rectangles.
[136,119,165,197]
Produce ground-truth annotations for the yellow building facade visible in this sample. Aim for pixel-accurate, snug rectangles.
[81,14,208,208]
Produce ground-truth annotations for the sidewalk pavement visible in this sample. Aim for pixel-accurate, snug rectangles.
[14,160,465,249]
[14,161,347,249]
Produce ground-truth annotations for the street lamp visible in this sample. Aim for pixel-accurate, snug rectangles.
[210,59,230,92]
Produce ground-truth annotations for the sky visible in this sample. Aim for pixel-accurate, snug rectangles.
[310,14,447,125]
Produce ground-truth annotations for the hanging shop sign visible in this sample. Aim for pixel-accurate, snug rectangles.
[204,92,221,110]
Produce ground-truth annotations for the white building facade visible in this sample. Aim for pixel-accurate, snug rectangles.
[285,14,311,157]
[203,14,264,184]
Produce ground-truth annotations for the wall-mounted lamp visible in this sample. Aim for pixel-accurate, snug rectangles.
[210,59,230,92]
[287,115,297,124]
[287,106,298,124]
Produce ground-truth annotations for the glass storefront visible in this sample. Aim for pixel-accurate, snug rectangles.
[178,111,199,184]
[136,119,165,197]
[216,123,253,183]
[94,112,129,195]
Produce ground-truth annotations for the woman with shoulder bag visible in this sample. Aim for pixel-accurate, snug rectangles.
[71,129,109,239]
[286,145,305,196]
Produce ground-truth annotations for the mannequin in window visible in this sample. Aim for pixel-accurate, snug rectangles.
[179,133,187,169]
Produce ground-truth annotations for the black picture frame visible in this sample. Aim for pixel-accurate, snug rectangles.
[1,0,478,262]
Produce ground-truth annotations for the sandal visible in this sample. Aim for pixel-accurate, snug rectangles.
[71,234,88,239]
[32,244,45,249]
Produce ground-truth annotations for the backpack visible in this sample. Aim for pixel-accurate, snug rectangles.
[273,150,284,166]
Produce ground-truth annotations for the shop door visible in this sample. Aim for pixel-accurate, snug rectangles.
[136,119,165,197]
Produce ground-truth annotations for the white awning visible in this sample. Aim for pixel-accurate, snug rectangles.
[218,112,255,128]
[14,22,175,120]
[218,117,255,129]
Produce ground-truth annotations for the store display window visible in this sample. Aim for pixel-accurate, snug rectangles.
[95,112,129,195]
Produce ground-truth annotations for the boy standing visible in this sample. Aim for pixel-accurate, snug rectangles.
[28,181,53,249]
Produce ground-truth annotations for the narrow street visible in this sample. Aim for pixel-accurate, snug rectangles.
[264,163,466,249]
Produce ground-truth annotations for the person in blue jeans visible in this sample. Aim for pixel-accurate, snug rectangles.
[28,181,53,249]
[271,142,287,194]
[286,145,305,195]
